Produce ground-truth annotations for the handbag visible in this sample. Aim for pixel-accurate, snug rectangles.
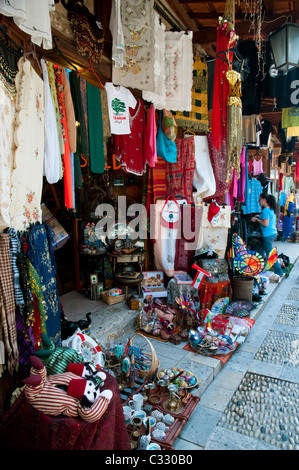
[156,111,177,163]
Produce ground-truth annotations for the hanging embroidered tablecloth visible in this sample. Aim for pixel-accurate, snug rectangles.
[0,80,15,231]
[10,58,44,231]
[142,11,166,109]
[164,31,193,112]
[112,0,155,92]
[173,56,208,132]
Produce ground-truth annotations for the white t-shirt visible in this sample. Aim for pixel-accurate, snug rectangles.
[104,82,137,135]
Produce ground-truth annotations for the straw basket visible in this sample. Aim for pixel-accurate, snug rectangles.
[129,332,160,379]
[101,289,125,305]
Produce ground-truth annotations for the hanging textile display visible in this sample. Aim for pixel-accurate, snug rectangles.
[104,82,137,135]
[174,205,202,272]
[10,58,44,231]
[205,133,233,202]
[196,203,231,259]
[112,0,155,92]
[86,81,105,174]
[66,0,104,63]
[146,156,166,214]
[153,198,186,277]
[192,135,216,202]
[27,224,62,346]
[164,31,193,112]
[226,69,242,181]
[165,137,196,204]
[41,59,61,186]
[0,79,15,231]
[114,98,146,176]
[211,16,237,151]
[110,0,125,68]
[173,56,209,132]
[0,35,22,98]
[0,0,55,50]
[0,232,19,375]
[142,11,166,109]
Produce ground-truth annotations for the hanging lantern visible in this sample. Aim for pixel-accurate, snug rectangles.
[269,23,299,73]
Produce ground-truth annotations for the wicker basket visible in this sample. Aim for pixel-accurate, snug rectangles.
[101,289,125,305]
[129,332,160,379]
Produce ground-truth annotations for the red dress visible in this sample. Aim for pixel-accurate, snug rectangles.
[114,98,146,176]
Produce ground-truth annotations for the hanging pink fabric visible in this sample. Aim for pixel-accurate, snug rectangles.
[211,19,236,151]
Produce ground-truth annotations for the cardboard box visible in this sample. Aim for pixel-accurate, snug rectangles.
[141,271,167,299]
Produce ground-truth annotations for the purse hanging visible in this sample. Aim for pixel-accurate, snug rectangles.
[156,110,177,163]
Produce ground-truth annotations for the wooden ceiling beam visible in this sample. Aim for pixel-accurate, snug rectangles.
[188,10,298,20]
[163,0,199,31]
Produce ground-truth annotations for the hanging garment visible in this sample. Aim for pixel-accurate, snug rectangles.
[259,119,273,148]
[174,205,202,272]
[41,59,60,185]
[142,11,166,109]
[211,17,236,151]
[0,232,19,374]
[166,137,196,204]
[67,1,104,63]
[54,65,75,209]
[242,114,260,145]
[242,178,263,215]
[156,110,177,163]
[112,0,155,92]
[86,81,105,174]
[144,104,157,168]
[153,198,186,277]
[0,79,15,231]
[191,135,216,202]
[0,0,55,49]
[226,69,242,180]
[173,56,209,132]
[114,98,146,176]
[0,35,22,98]
[164,30,193,112]
[27,224,61,346]
[11,58,44,231]
[146,156,166,215]
[252,156,264,176]
[205,133,233,202]
[109,0,125,68]
[105,82,137,135]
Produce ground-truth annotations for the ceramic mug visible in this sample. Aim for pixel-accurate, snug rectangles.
[146,442,161,451]
[128,393,144,411]
[123,405,134,425]
[143,416,156,429]
[133,410,146,420]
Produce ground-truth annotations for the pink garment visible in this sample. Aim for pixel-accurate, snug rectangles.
[253,157,263,176]
[144,105,157,168]
[240,146,246,203]
[114,98,146,176]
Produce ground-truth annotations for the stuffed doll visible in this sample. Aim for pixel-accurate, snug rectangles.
[23,356,112,423]
[35,333,84,375]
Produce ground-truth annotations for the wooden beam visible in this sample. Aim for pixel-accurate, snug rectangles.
[163,0,199,31]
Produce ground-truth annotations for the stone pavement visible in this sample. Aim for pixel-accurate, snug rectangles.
[60,240,299,451]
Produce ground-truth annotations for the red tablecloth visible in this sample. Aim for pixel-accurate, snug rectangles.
[0,374,131,450]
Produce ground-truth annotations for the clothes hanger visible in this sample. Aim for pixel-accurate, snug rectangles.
[183,128,196,136]
[216,45,244,63]
[42,35,79,72]
[77,57,104,89]
[23,43,43,74]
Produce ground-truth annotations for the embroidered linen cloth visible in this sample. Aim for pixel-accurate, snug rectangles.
[112,0,155,92]
[142,11,166,109]
[0,80,15,231]
[11,58,44,231]
[164,31,193,111]
[0,0,55,49]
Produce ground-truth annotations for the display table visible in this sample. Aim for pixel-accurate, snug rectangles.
[115,273,144,298]
[0,374,130,450]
